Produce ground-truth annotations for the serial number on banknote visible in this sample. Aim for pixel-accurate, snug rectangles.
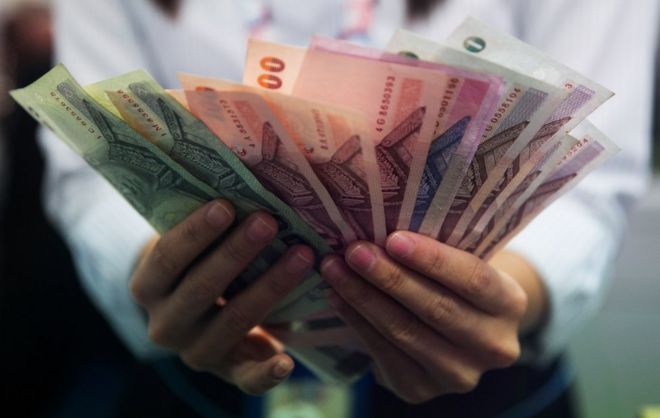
[482,87,522,137]
[376,75,396,132]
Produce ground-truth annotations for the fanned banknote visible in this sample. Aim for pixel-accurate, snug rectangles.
[85,72,337,322]
[10,65,218,234]
[12,17,619,385]
[242,39,387,244]
[244,38,454,240]
[310,36,503,233]
[178,87,357,253]
[476,121,619,259]
[178,73,382,246]
[461,134,578,253]
[387,30,566,239]
[443,18,613,247]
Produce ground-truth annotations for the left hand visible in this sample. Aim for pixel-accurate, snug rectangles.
[320,231,528,404]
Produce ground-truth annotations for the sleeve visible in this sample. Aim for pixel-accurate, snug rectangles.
[38,0,170,359]
[505,0,659,363]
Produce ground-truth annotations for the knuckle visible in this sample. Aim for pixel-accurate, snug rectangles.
[147,320,172,347]
[181,218,205,246]
[509,287,529,318]
[180,276,219,307]
[152,240,178,276]
[427,245,447,276]
[264,274,294,299]
[465,261,493,299]
[487,338,521,367]
[180,348,211,372]
[345,284,373,309]
[446,368,480,394]
[129,277,149,305]
[223,237,248,265]
[379,264,407,294]
[389,315,421,346]
[222,305,253,336]
[425,297,458,329]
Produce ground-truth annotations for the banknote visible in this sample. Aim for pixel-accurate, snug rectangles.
[388,30,569,243]
[310,36,503,233]
[10,64,220,234]
[243,39,386,243]
[244,38,452,239]
[243,38,307,94]
[174,85,357,252]
[444,17,613,247]
[460,134,578,253]
[85,71,335,322]
[476,121,619,259]
[179,73,383,244]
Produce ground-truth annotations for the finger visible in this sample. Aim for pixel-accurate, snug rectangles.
[340,242,497,351]
[147,212,280,347]
[230,353,294,395]
[384,232,522,315]
[322,256,481,394]
[186,245,313,359]
[222,333,294,395]
[328,291,439,404]
[131,199,235,306]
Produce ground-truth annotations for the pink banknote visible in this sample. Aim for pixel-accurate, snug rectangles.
[181,73,383,244]
[476,122,618,259]
[244,38,453,238]
[310,37,503,233]
[179,83,358,252]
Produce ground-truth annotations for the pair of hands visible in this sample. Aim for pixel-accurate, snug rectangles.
[131,200,529,403]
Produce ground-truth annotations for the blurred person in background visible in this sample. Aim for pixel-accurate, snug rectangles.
[35,0,659,417]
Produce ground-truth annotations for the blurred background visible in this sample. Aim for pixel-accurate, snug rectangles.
[0,1,658,417]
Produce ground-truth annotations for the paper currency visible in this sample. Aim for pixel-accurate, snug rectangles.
[476,121,619,259]
[243,39,387,244]
[388,30,569,243]
[245,38,453,239]
[178,86,357,252]
[444,18,613,248]
[311,36,503,233]
[12,18,619,384]
[179,74,383,245]
[11,65,217,234]
[461,134,578,253]
[84,70,334,322]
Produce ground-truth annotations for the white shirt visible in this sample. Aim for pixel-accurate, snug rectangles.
[40,0,659,362]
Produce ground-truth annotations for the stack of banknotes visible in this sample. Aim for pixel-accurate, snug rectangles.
[11,18,619,382]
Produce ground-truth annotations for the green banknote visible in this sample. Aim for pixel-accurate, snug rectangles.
[11,65,329,321]
[85,70,339,320]
[10,65,218,232]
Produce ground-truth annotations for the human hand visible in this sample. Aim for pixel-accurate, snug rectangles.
[320,231,528,403]
[130,199,314,394]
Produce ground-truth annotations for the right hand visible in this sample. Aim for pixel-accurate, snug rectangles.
[130,199,314,394]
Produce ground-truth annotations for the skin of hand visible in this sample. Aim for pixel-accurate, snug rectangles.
[130,199,315,395]
[321,231,543,404]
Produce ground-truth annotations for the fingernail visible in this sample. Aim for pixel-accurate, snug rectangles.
[387,232,415,258]
[321,257,346,285]
[246,215,277,242]
[273,358,293,379]
[284,248,314,274]
[346,244,376,272]
[206,201,232,228]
